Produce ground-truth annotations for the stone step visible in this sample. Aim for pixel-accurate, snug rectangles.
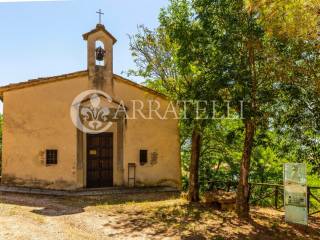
[0,185,180,196]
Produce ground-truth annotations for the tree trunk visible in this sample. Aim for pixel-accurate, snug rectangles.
[236,16,258,218]
[236,119,255,219]
[188,128,201,202]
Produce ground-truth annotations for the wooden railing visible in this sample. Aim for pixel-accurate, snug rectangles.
[307,186,320,216]
[206,180,320,216]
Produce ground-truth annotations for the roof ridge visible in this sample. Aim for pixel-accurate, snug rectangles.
[0,71,167,100]
[113,74,167,99]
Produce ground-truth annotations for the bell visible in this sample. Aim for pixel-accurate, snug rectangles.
[95,46,106,61]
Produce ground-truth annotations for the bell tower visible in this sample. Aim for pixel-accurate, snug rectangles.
[83,13,117,93]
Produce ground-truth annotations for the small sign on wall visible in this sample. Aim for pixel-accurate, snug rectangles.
[284,163,308,225]
[89,149,97,155]
[150,152,158,165]
[39,151,45,165]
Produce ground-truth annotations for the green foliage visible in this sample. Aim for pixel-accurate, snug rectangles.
[252,0,320,40]
[129,0,320,196]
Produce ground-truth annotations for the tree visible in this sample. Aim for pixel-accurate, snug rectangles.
[190,0,263,218]
[129,0,223,202]
[129,0,319,215]
[235,0,319,218]
[167,0,319,217]
[128,22,205,201]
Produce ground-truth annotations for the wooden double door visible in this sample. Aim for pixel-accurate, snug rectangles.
[87,132,113,188]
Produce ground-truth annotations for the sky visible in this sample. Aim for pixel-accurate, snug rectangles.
[0,0,169,111]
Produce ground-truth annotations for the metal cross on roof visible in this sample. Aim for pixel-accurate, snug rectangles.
[96,9,104,24]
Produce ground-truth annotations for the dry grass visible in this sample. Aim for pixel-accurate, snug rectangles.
[0,192,319,240]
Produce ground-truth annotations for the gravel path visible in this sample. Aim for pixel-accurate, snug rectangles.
[0,192,319,240]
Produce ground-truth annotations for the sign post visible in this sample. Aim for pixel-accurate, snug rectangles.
[284,163,308,225]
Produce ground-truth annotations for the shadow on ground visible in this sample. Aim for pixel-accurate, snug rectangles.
[0,191,319,239]
[0,191,180,216]
[100,200,320,240]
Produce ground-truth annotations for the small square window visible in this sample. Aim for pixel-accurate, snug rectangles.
[46,150,58,165]
[140,150,148,166]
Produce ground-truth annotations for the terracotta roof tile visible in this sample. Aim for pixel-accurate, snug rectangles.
[0,71,167,100]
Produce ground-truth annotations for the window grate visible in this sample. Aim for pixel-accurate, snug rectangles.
[140,150,148,166]
[46,149,58,165]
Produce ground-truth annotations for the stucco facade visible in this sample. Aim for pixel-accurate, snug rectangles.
[0,24,181,190]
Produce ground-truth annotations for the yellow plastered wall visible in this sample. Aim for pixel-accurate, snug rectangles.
[2,75,181,189]
[2,76,88,189]
[112,79,181,188]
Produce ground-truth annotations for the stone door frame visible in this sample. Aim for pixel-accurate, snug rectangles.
[76,112,125,188]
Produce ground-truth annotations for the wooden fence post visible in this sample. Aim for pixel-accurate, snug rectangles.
[275,186,279,209]
[307,187,311,215]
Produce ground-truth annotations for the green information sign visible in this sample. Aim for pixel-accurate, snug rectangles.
[284,163,308,225]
